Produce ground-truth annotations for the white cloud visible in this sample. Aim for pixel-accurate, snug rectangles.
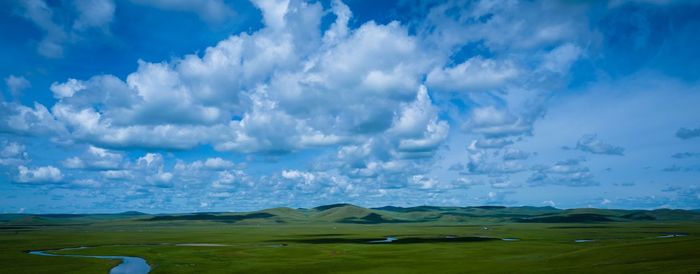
[16,0,435,157]
[409,175,441,189]
[148,171,172,185]
[427,57,519,91]
[0,102,65,135]
[17,165,63,183]
[452,177,485,187]
[62,157,84,169]
[137,153,163,168]
[50,79,85,99]
[282,169,316,183]
[72,178,101,188]
[392,86,449,153]
[461,148,527,175]
[502,148,534,161]
[211,170,251,189]
[62,146,123,170]
[1,0,604,203]
[17,0,116,58]
[5,75,31,96]
[72,0,115,30]
[203,157,234,170]
[528,159,596,187]
[539,43,582,74]
[571,134,625,155]
[101,170,133,180]
[131,0,234,23]
[18,0,68,58]
[0,142,24,158]
[469,138,514,149]
[251,0,290,30]
[0,141,28,165]
[490,178,522,189]
[421,1,591,53]
[176,157,236,171]
[323,0,351,44]
[463,106,532,138]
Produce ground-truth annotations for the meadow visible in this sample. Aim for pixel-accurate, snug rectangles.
[1,204,699,273]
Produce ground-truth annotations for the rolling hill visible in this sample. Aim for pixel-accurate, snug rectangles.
[2,204,699,227]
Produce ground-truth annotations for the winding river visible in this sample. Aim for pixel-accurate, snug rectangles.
[29,247,150,274]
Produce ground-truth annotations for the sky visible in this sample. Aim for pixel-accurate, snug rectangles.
[1,0,699,213]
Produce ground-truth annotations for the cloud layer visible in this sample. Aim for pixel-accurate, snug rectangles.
[1,0,699,212]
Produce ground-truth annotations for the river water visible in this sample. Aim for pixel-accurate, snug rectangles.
[29,248,150,274]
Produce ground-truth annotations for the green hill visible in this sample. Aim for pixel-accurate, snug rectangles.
[1,204,699,227]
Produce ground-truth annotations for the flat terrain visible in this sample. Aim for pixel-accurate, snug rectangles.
[1,205,699,273]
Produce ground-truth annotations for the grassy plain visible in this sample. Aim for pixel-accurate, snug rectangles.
[1,205,699,273]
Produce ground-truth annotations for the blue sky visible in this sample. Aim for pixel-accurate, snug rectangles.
[1,0,699,213]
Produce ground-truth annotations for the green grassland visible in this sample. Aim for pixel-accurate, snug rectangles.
[1,204,700,273]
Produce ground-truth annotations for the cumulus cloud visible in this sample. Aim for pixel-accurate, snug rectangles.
[209,169,257,195]
[463,106,532,138]
[5,75,31,97]
[454,136,535,188]
[420,1,591,52]
[101,170,133,180]
[0,141,28,165]
[8,0,576,167]
[17,0,68,58]
[71,178,102,188]
[202,158,235,170]
[28,0,451,178]
[538,43,582,74]
[489,178,522,189]
[7,0,587,150]
[137,153,163,168]
[1,0,625,211]
[17,165,63,183]
[392,86,450,154]
[130,0,234,23]
[50,78,85,99]
[0,102,65,135]
[462,150,527,176]
[528,158,597,187]
[426,57,519,92]
[409,175,442,190]
[480,191,516,205]
[451,177,485,188]
[175,157,236,171]
[468,138,514,150]
[502,148,534,161]
[147,170,173,186]
[62,146,123,170]
[569,134,625,155]
[0,141,26,159]
[282,169,316,183]
[72,0,115,30]
[16,0,115,58]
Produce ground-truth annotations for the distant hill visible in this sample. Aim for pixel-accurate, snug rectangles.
[514,213,616,223]
[118,211,148,215]
[313,204,374,222]
[313,203,354,211]
[2,205,699,226]
[258,207,307,220]
[145,212,275,222]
